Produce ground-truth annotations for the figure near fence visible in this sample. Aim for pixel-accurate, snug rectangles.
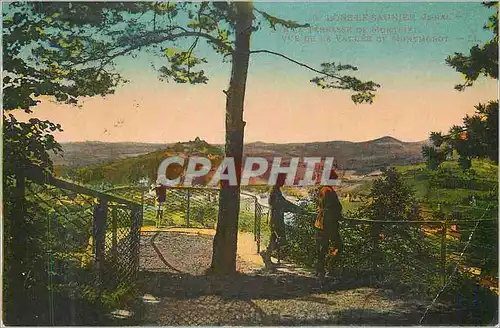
[153,157,185,225]
[314,169,344,278]
[154,183,167,220]
[260,173,303,268]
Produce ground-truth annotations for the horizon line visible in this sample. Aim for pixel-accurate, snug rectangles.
[57,135,429,145]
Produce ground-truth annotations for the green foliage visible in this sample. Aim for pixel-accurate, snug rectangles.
[428,166,497,192]
[3,112,64,324]
[3,114,63,176]
[3,187,50,324]
[428,3,498,168]
[428,101,498,169]
[238,210,256,233]
[399,159,497,205]
[310,62,381,104]
[254,8,310,30]
[3,2,379,111]
[2,6,131,320]
[422,144,447,169]
[346,170,460,298]
[191,196,219,228]
[160,49,209,84]
[397,159,498,279]
[460,101,498,165]
[282,169,450,296]
[447,275,499,325]
[283,201,318,267]
[357,168,420,222]
[445,2,498,91]
[2,2,130,111]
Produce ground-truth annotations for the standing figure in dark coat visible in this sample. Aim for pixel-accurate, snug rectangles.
[260,174,302,268]
[155,184,167,219]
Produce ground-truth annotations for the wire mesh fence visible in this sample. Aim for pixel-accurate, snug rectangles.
[335,220,446,294]
[8,168,142,325]
[105,186,269,248]
[280,201,498,324]
[103,183,496,302]
[7,163,496,326]
[34,179,493,325]
[102,185,271,277]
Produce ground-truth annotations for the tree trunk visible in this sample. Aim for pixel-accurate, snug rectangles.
[8,170,27,324]
[210,2,253,275]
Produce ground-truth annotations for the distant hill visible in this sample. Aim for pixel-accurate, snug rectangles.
[51,141,168,167]
[53,136,427,176]
[244,136,428,174]
[55,138,224,186]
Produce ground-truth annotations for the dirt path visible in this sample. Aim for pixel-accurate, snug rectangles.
[140,226,264,272]
[132,227,452,325]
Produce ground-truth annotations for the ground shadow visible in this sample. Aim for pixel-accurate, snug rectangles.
[137,268,377,301]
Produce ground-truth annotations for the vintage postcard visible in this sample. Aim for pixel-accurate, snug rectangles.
[2,1,498,326]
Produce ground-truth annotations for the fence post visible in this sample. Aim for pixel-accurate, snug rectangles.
[93,198,107,283]
[186,189,191,228]
[256,204,262,254]
[254,197,258,242]
[131,205,142,277]
[111,206,118,258]
[140,190,144,226]
[440,221,447,286]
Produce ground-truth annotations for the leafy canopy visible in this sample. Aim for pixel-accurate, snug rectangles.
[445,2,498,91]
[4,2,380,113]
[424,3,498,170]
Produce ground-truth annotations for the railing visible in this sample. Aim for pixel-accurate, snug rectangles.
[278,206,497,324]
[104,186,270,254]
[11,166,142,325]
[103,183,497,313]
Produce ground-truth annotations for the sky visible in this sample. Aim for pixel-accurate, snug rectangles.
[13,2,498,144]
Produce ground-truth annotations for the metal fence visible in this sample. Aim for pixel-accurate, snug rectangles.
[280,204,498,324]
[284,210,497,280]
[337,218,453,291]
[102,184,497,299]
[14,167,142,325]
[105,186,270,254]
[75,182,495,325]
[337,214,498,293]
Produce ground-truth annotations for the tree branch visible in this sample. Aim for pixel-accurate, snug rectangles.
[249,49,348,83]
[71,29,234,68]
[153,3,157,31]
[185,4,205,82]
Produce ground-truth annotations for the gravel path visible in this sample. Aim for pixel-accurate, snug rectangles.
[135,229,449,326]
[139,230,256,274]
